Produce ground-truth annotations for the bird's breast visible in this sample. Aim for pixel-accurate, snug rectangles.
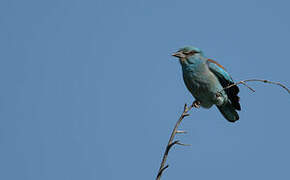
[182,66,224,108]
[183,69,212,95]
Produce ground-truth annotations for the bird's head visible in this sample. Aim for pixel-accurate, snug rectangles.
[172,46,203,63]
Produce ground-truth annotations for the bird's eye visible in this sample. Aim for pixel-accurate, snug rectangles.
[183,50,196,55]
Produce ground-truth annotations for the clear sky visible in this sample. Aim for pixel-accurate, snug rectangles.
[0,0,289,179]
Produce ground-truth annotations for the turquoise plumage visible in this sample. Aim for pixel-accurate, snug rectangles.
[172,46,241,122]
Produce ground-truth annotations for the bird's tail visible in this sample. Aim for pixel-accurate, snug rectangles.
[217,101,239,122]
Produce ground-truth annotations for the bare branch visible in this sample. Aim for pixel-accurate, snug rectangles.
[176,130,187,134]
[240,81,256,92]
[156,165,169,179]
[221,79,290,94]
[176,142,191,146]
[156,104,193,180]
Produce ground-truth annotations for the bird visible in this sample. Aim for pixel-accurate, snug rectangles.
[172,46,241,122]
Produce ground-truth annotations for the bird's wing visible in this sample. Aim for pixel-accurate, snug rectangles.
[207,59,241,110]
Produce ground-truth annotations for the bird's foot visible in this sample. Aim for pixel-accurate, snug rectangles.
[192,100,201,108]
[216,92,222,98]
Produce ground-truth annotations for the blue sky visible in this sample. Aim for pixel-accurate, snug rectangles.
[0,0,289,179]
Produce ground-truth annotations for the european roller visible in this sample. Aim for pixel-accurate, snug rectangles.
[172,46,241,122]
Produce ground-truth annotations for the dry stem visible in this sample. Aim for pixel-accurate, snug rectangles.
[222,79,289,94]
[156,103,194,180]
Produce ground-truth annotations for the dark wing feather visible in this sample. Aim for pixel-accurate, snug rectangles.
[207,59,241,110]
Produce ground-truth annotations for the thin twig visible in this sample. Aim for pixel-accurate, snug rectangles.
[221,79,290,94]
[176,142,191,146]
[240,81,256,92]
[156,103,193,180]
[176,130,187,134]
[157,165,169,178]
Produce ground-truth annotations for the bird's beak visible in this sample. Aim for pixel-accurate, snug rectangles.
[172,51,185,58]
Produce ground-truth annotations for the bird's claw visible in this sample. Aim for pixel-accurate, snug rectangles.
[192,100,201,108]
[216,92,222,98]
